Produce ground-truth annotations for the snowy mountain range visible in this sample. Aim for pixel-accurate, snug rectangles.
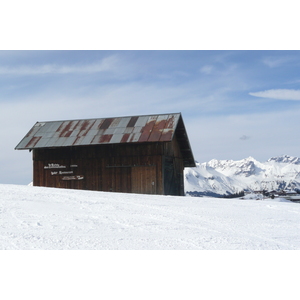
[184,155,300,197]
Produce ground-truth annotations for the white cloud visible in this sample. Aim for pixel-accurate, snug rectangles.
[200,65,214,74]
[0,55,119,76]
[262,56,293,68]
[249,89,300,101]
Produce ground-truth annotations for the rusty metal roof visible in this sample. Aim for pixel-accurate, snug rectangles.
[15,113,195,167]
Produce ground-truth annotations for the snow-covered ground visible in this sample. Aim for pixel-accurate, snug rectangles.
[1,184,300,250]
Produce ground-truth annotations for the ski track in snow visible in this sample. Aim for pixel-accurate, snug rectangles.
[0,184,300,250]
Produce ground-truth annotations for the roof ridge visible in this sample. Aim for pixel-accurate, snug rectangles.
[35,112,182,124]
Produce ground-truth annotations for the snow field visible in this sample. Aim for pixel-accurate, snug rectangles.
[1,184,300,250]
[1,184,300,300]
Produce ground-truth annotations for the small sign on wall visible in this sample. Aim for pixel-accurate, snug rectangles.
[44,163,66,169]
[62,175,84,181]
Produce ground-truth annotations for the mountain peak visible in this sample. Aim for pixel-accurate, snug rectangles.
[244,156,256,161]
[267,155,300,165]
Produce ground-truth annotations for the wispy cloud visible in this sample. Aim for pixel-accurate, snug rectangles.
[262,56,293,68]
[0,56,119,76]
[249,89,300,101]
[200,65,214,74]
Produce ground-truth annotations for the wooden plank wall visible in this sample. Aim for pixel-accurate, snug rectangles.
[163,135,185,195]
[33,142,165,194]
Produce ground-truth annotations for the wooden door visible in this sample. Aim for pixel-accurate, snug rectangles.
[131,166,157,194]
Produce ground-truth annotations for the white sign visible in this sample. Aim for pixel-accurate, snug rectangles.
[44,163,66,169]
[59,171,74,175]
[62,175,84,181]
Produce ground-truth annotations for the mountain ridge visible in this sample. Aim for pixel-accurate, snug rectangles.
[184,155,300,197]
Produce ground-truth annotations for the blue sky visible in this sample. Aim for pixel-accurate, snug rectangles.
[2,50,300,184]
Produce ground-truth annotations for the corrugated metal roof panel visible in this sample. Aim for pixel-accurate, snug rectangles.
[35,122,51,133]
[132,126,142,133]
[103,128,115,135]
[110,118,121,128]
[134,116,149,127]
[129,132,142,143]
[92,119,104,130]
[80,134,95,145]
[25,124,42,138]
[126,116,138,128]
[54,137,68,147]
[34,137,51,148]
[69,129,80,137]
[116,117,130,128]
[61,136,78,147]
[85,129,99,137]
[109,133,123,144]
[47,122,63,133]
[25,136,42,148]
[16,137,32,149]
[99,118,113,129]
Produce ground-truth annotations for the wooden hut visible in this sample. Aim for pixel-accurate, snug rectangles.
[15,113,195,196]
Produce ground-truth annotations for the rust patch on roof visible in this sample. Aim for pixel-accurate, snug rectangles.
[148,119,167,142]
[120,133,130,143]
[160,129,174,141]
[99,134,113,143]
[25,136,41,148]
[56,122,65,134]
[138,118,157,142]
[80,120,91,131]
[81,120,96,136]
[59,121,78,138]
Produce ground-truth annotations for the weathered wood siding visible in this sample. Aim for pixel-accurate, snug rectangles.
[33,143,164,194]
[163,135,185,195]
[32,138,185,195]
